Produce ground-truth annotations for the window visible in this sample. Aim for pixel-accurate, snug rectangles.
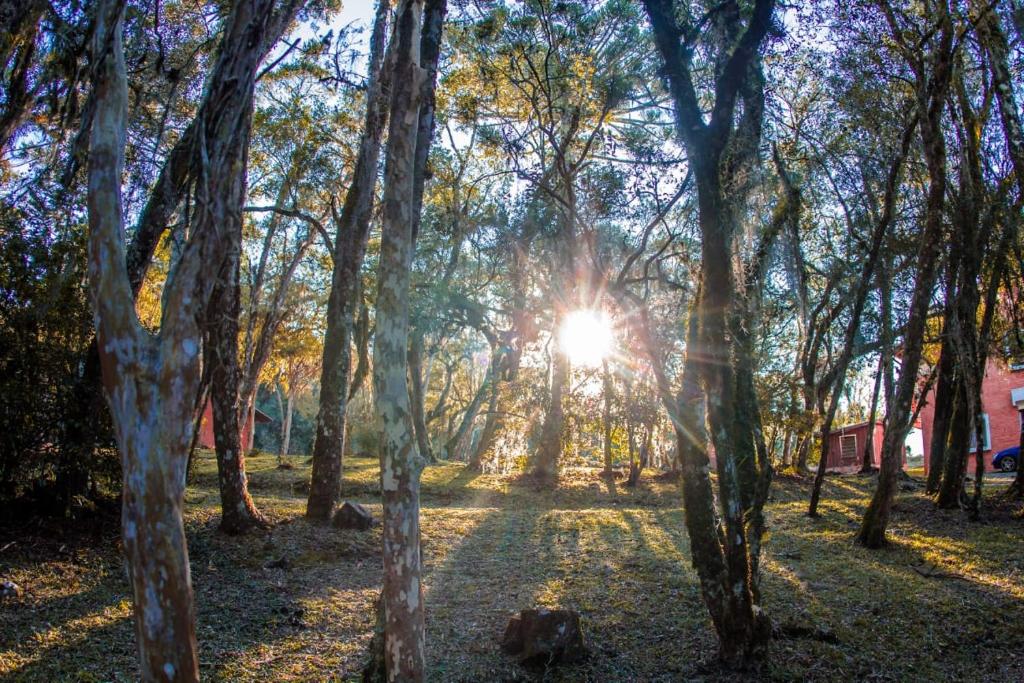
[840,434,858,462]
[968,414,991,452]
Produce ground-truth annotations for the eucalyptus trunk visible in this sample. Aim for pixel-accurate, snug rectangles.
[367,0,445,678]
[531,330,568,482]
[86,0,302,672]
[205,104,267,535]
[307,0,392,520]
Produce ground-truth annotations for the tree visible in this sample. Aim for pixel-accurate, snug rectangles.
[640,0,777,668]
[86,0,302,673]
[366,0,446,678]
[858,0,956,548]
[307,0,393,521]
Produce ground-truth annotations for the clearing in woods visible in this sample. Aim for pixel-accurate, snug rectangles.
[1,454,1023,681]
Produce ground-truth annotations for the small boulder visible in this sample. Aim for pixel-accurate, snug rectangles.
[501,608,587,665]
[264,556,291,571]
[1,580,23,600]
[332,501,374,531]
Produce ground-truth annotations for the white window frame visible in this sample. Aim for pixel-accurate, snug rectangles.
[968,413,991,452]
[840,434,858,462]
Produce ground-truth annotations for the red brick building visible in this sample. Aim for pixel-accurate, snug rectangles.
[919,358,1024,475]
[197,401,273,453]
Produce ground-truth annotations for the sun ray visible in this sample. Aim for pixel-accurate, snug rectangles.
[559,309,613,368]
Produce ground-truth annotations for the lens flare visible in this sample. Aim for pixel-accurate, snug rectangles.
[559,309,613,368]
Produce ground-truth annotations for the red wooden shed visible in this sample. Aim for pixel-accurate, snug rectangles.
[197,401,273,453]
[826,420,884,472]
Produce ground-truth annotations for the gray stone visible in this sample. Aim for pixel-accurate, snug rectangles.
[332,501,374,531]
[501,608,587,665]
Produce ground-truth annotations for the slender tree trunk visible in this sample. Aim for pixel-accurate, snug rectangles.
[469,375,501,470]
[367,1,445,678]
[280,391,294,460]
[374,0,424,676]
[926,326,956,492]
[858,6,954,547]
[408,333,435,463]
[602,360,614,474]
[532,332,568,482]
[205,103,267,535]
[936,379,971,508]
[307,0,392,521]
[444,356,493,461]
[861,353,884,473]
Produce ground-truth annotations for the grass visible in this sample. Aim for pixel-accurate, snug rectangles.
[2,452,1023,681]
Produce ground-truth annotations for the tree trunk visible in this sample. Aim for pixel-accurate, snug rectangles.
[408,332,435,463]
[858,5,954,547]
[641,0,777,666]
[860,353,884,473]
[87,3,199,676]
[204,103,267,535]
[307,0,393,521]
[469,376,501,470]
[374,4,423,677]
[936,379,971,508]
[369,0,445,678]
[602,360,614,474]
[531,332,568,482]
[443,356,492,461]
[280,391,294,460]
[926,326,956,492]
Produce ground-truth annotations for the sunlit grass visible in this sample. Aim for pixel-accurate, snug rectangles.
[2,455,1022,681]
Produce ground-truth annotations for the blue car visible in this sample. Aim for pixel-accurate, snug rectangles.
[993,446,1019,472]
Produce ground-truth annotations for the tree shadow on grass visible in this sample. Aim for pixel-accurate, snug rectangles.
[3,505,386,681]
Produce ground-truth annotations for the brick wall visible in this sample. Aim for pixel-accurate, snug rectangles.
[920,358,1024,475]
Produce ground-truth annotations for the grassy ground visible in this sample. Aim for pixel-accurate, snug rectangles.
[2,452,1023,682]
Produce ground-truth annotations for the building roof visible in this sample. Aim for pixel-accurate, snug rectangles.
[828,420,883,435]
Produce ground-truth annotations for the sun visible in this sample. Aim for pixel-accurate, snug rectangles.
[559,309,613,368]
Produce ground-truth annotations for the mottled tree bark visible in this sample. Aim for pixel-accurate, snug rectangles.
[87,0,304,672]
[307,0,393,520]
[86,2,199,676]
[370,0,445,678]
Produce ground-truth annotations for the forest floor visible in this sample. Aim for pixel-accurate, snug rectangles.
[2,454,1023,682]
